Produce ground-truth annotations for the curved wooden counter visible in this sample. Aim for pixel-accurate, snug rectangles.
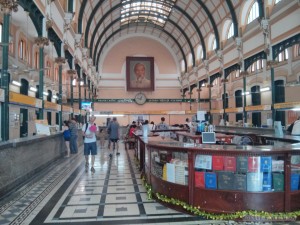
[141,139,300,215]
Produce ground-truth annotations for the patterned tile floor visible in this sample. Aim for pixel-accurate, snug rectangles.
[0,142,299,225]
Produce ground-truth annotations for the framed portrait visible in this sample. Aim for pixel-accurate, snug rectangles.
[126,56,154,91]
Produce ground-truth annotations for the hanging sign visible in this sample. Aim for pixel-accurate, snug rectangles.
[274,101,300,109]
[225,107,243,113]
[9,92,36,107]
[245,104,271,111]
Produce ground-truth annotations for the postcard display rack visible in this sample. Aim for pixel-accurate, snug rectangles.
[145,142,300,214]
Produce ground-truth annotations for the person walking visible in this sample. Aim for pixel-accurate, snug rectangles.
[98,128,106,148]
[69,118,78,154]
[107,117,120,157]
[82,115,98,173]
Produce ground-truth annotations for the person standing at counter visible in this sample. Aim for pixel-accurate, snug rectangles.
[69,118,78,154]
[62,120,71,157]
[82,116,98,173]
[156,117,169,130]
[107,117,120,157]
[287,116,300,135]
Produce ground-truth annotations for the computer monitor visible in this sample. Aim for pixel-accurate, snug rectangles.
[202,132,216,144]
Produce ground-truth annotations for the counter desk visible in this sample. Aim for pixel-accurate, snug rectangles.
[138,138,300,219]
[0,130,83,198]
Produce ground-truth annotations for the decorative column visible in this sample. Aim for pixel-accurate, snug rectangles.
[217,50,227,122]
[55,57,66,130]
[0,0,18,141]
[67,69,77,118]
[35,37,49,120]
[235,37,247,123]
[203,60,211,122]
[75,64,82,123]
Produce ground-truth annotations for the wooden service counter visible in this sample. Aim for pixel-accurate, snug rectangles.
[176,131,233,144]
[141,140,300,217]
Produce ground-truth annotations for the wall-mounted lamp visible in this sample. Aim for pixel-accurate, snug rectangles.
[53,95,58,99]
[30,86,37,92]
[260,87,270,92]
[43,91,49,96]
[242,91,249,96]
[12,80,21,87]
[80,81,84,86]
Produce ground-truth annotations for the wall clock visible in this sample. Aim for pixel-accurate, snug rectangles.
[134,92,147,105]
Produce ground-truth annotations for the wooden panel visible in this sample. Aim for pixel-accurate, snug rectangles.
[193,189,285,213]
[151,175,189,203]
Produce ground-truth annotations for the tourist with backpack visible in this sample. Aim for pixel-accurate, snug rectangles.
[62,120,71,157]
[82,115,98,173]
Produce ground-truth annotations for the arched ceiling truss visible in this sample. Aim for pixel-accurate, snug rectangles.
[78,0,239,73]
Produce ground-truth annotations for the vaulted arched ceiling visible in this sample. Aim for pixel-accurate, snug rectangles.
[78,0,239,73]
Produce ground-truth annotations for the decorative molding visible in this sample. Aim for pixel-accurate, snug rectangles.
[34,37,49,47]
[55,57,66,65]
[0,0,18,13]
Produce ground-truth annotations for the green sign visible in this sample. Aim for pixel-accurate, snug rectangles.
[67,98,206,103]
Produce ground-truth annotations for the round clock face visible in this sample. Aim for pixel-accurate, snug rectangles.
[135,93,147,105]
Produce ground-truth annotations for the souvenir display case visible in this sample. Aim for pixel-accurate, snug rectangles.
[144,141,300,214]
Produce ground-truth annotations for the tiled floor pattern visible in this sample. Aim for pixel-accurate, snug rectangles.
[0,142,299,225]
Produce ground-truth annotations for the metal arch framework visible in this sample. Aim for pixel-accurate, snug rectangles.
[96,24,187,72]
[78,0,88,34]
[18,0,44,36]
[92,12,195,67]
[77,0,237,68]
[85,3,207,62]
[48,28,62,57]
[86,3,197,69]
[93,18,186,70]
[225,0,238,37]
[195,0,220,50]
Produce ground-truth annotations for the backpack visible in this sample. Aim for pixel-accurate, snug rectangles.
[83,122,89,140]
[63,129,71,139]
[83,122,96,140]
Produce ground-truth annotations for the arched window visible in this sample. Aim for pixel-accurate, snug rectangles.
[72,78,77,86]
[222,93,228,109]
[247,59,264,73]
[34,51,39,69]
[0,23,2,43]
[275,80,285,125]
[277,49,289,62]
[212,39,217,50]
[55,67,58,81]
[212,77,219,86]
[235,90,243,122]
[247,1,259,24]
[293,44,300,57]
[188,53,192,70]
[20,78,29,95]
[180,59,185,73]
[227,23,234,39]
[19,39,25,60]
[251,85,261,127]
[46,61,51,77]
[196,45,203,63]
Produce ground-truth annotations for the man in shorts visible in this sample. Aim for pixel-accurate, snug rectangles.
[82,115,98,173]
[107,117,120,157]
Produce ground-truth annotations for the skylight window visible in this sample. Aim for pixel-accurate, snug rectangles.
[121,0,176,27]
